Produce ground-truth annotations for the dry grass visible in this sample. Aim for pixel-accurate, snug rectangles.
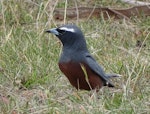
[0,0,150,114]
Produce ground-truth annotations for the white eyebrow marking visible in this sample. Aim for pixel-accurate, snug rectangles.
[59,27,75,33]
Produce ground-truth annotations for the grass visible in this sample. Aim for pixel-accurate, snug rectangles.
[0,0,150,114]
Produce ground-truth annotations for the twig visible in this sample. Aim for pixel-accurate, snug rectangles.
[121,0,150,6]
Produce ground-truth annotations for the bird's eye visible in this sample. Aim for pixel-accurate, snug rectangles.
[57,28,66,35]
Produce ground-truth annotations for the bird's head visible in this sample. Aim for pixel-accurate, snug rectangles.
[46,24,87,50]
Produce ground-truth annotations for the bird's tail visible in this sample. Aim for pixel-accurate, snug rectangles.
[104,73,121,87]
[104,81,115,87]
[106,73,121,78]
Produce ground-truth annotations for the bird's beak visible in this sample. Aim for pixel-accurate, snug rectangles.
[45,28,59,35]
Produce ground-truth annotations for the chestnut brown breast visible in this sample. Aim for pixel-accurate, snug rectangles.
[58,61,104,91]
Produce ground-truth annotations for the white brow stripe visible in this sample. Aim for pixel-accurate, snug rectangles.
[59,27,75,32]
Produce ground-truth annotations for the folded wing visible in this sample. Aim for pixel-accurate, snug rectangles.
[84,53,115,87]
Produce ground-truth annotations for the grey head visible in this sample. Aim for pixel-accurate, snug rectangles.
[46,24,88,51]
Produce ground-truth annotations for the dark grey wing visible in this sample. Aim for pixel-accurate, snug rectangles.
[84,53,114,87]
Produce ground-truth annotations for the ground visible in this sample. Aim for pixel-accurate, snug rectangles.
[0,0,150,114]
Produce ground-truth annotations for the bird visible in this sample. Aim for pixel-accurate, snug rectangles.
[46,24,119,91]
